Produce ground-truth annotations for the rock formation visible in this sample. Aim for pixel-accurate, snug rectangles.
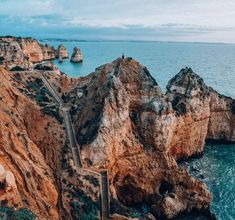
[0,38,234,219]
[0,65,102,220]
[0,66,65,219]
[0,36,56,70]
[70,47,83,63]
[56,44,69,59]
[0,164,21,207]
[34,61,59,71]
[61,58,234,219]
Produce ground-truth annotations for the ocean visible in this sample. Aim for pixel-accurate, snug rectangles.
[44,40,235,220]
[44,41,235,98]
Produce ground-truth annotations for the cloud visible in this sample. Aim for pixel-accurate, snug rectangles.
[0,0,235,43]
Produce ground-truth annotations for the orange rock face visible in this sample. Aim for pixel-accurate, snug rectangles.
[0,37,56,70]
[0,67,65,219]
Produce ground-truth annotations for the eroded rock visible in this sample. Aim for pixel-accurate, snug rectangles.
[70,47,83,63]
[56,44,69,59]
[0,164,21,207]
[63,58,230,218]
[0,36,56,70]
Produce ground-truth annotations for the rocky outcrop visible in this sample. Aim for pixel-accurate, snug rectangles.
[42,43,57,61]
[207,89,235,142]
[0,36,56,70]
[59,58,234,218]
[0,38,31,70]
[70,47,83,63]
[56,44,69,59]
[165,67,211,159]
[62,58,234,219]
[166,67,235,158]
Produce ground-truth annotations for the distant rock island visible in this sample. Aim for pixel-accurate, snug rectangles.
[0,36,234,220]
[56,44,69,59]
[70,47,83,63]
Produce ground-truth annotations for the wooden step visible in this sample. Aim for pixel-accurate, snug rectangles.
[100,170,110,219]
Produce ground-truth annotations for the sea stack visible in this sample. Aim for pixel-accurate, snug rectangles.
[56,44,69,59]
[70,47,83,63]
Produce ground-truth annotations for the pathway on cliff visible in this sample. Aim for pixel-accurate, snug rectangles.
[41,74,82,167]
[40,73,110,219]
[100,170,110,220]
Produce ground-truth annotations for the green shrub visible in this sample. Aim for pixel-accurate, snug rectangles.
[14,208,36,220]
[69,188,99,220]
[0,207,35,220]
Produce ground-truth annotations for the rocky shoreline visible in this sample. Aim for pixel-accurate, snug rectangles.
[0,36,234,220]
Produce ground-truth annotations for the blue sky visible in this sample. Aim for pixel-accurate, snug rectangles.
[0,0,235,43]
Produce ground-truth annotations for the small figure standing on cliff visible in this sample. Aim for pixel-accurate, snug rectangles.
[122,53,125,59]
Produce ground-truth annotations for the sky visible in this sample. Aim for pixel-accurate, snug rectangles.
[0,0,235,43]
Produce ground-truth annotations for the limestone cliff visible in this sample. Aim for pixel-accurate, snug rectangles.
[62,58,234,219]
[207,89,235,142]
[166,67,235,159]
[0,36,56,70]
[0,47,234,219]
[58,58,215,218]
[0,66,102,220]
[0,67,65,219]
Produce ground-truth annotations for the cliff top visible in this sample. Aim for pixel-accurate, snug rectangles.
[167,67,209,98]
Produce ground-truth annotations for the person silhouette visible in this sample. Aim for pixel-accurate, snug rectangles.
[122,53,125,59]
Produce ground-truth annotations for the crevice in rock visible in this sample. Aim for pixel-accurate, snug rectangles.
[159,180,174,196]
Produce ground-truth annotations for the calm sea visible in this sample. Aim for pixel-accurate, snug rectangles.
[44,41,235,98]
[44,40,235,220]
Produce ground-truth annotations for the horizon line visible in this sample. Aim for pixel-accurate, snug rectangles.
[1,35,235,45]
[40,38,235,45]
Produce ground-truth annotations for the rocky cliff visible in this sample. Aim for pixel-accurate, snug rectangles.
[0,65,103,220]
[61,58,234,219]
[0,36,56,70]
[0,67,65,219]
[0,44,234,219]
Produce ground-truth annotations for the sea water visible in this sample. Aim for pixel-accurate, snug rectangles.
[179,145,235,220]
[44,41,235,98]
[43,40,235,220]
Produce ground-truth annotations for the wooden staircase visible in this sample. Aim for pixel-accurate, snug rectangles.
[62,108,82,167]
[100,170,110,220]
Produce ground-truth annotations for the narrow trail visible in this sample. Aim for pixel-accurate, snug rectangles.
[40,73,110,219]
